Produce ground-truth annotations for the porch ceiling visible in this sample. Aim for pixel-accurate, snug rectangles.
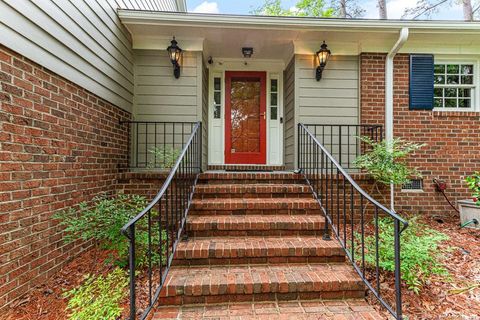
[120,11,480,62]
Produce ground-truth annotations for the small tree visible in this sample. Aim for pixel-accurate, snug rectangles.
[354,137,425,211]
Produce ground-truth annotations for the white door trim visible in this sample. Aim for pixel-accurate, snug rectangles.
[207,58,284,165]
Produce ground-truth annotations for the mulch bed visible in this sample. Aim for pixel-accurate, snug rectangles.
[367,214,480,319]
[4,248,118,320]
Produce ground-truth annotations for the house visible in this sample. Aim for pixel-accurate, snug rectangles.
[1,1,479,319]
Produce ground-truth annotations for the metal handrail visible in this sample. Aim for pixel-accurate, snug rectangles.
[302,124,384,169]
[121,121,198,169]
[298,123,408,319]
[121,121,202,320]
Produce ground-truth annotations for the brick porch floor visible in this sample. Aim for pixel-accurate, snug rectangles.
[154,172,384,319]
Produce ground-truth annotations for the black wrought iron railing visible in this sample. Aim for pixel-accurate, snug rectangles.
[298,123,408,319]
[121,121,198,169]
[303,124,383,169]
[121,122,202,320]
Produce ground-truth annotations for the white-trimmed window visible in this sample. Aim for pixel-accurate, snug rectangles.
[434,62,475,110]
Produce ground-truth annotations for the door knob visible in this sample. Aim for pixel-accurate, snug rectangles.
[260,112,266,120]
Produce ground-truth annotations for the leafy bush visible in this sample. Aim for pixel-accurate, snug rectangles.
[360,216,448,294]
[55,194,166,268]
[148,146,180,169]
[465,172,480,206]
[354,137,425,186]
[65,267,128,320]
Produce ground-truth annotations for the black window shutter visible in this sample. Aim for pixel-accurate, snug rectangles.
[409,54,434,110]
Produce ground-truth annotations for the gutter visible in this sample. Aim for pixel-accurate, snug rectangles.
[385,27,409,143]
[117,10,480,33]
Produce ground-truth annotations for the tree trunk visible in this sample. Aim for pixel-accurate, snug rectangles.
[340,0,347,18]
[378,0,387,19]
[463,0,474,21]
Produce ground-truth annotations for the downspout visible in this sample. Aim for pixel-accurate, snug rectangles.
[385,27,409,211]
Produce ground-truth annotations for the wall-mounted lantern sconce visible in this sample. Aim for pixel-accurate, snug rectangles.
[315,41,331,81]
[242,47,254,58]
[167,37,182,79]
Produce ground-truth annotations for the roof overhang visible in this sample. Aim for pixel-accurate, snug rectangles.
[119,11,480,62]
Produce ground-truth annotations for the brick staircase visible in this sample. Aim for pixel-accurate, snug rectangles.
[154,172,383,319]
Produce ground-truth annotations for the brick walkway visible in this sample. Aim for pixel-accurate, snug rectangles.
[154,172,383,319]
[154,300,384,319]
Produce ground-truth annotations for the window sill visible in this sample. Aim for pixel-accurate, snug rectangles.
[433,110,480,118]
[401,189,424,193]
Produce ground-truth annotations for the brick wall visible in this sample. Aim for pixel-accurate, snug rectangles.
[117,172,167,201]
[0,45,131,309]
[360,53,480,216]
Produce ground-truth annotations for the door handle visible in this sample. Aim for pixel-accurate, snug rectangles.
[260,112,266,120]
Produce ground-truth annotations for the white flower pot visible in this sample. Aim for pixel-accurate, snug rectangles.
[458,199,480,229]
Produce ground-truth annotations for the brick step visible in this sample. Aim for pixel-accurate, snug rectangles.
[158,264,365,305]
[174,236,345,265]
[154,299,383,319]
[189,198,320,216]
[186,215,326,237]
[198,172,305,185]
[193,184,312,199]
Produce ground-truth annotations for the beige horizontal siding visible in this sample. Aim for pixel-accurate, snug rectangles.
[133,49,201,122]
[296,55,360,168]
[296,55,359,125]
[115,0,180,11]
[0,0,134,111]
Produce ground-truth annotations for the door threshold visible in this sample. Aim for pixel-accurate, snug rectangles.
[207,164,286,172]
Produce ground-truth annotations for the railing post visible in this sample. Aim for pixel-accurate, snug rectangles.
[297,123,300,170]
[323,158,331,241]
[128,224,136,320]
[338,126,342,168]
[198,122,202,172]
[394,219,402,319]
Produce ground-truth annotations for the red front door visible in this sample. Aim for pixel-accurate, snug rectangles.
[225,71,267,164]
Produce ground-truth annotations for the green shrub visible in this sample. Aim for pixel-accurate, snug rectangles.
[359,216,448,294]
[65,267,128,320]
[148,146,181,169]
[354,137,425,186]
[465,172,480,206]
[54,194,167,268]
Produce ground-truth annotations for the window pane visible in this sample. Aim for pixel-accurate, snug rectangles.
[214,105,221,119]
[445,88,457,97]
[270,107,277,120]
[214,92,221,104]
[461,75,473,85]
[434,88,443,97]
[434,64,445,74]
[445,99,456,108]
[271,93,278,106]
[459,88,472,97]
[271,79,278,92]
[434,75,445,84]
[447,65,460,74]
[458,99,471,108]
[214,78,221,90]
[461,65,473,74]
[434,98,443,108]
[447,75,459,84]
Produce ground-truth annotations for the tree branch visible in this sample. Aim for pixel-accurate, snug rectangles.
[411,0,450,19]
[473,4,480,14]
